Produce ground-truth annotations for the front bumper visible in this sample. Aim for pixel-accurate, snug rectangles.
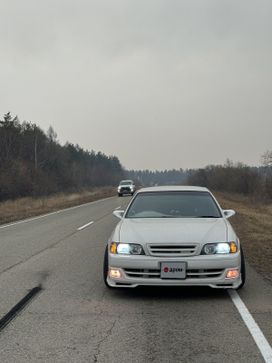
[107,253,242,289]
[118,187,134,194]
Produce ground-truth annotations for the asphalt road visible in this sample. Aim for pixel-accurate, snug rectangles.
[0,196,271,363]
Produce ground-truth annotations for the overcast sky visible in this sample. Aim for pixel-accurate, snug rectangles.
[0,0,271,170]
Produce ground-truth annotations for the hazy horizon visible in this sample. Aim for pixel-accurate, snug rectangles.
[1,0,271,170]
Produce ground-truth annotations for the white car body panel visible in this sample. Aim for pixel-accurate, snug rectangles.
[118,218,228,244]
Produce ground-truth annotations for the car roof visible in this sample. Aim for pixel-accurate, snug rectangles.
[136,185,210,193]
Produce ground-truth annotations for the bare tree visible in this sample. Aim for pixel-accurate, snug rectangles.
[261,150,272,167]
[47,125,58,143]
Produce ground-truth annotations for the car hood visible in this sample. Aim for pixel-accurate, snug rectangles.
[118,218,228,244]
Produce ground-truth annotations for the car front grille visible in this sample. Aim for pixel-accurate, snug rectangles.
[124,268,224,279]
[120,187,131,192]
[124,269,160,278]
[187,269,224,278]
[148,244,198,257]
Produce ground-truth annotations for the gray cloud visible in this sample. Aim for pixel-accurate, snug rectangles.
[0,0,271,169]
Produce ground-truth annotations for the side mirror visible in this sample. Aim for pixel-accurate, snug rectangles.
[113,210,125,219]
[223,209,236,219]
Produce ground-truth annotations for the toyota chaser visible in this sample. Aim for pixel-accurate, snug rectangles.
[103,186,246,289]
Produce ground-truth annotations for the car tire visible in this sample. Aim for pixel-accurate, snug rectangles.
[237,246,246,289]
[103,246,113,288]
[118,193,122,197]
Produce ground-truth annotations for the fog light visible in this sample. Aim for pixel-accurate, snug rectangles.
[109,268,121,279]
[226,269,239,279]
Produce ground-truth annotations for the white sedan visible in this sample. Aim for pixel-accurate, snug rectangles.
[103,186,246,289]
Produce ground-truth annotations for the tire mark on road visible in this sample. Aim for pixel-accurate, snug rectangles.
[0,285,42,333]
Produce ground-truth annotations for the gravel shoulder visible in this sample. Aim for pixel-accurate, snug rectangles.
[216,192,272,285]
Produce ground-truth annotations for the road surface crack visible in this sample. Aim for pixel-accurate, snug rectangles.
[93,320,117,363]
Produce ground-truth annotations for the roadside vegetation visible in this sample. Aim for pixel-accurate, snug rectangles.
[187,156,272,202]
[0,187,115,225]
[0,112,124,201]
[128,154,272,203]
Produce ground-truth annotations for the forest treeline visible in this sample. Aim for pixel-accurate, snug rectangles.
[128,156,272,201]
[187,159,272,200]
[0,113,124,201]
[1,112,271,202]
[127,169,187,186]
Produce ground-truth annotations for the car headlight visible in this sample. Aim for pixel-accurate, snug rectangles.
[201,242,238,255]
[110,242,145,255]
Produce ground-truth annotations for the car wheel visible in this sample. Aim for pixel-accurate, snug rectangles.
[237,246,246,289]
[118,193,122,197]
[103,246,113,288]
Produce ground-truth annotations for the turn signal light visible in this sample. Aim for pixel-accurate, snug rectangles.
[110,242,118,254]
[226,269,239,279]
[230,242,238,253]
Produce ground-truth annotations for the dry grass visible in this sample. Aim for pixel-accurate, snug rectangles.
[215,192,272,284]
[0,187,115,225]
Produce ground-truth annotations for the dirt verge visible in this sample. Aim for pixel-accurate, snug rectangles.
[0,187,115,225]
[215,192,272,285]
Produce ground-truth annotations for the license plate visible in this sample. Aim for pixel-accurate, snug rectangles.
[160,262,186,279]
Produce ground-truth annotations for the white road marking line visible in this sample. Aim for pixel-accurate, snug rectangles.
[0,211,61,230]
[0,196,115,230]
[229,290,272,363]
[77,221,94,231]
[115,206,121,210]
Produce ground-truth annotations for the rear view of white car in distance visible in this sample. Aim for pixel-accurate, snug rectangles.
[117,180,135,196]
[104,186,246,289]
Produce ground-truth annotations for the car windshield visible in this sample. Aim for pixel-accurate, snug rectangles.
[120,181,132,185]
[125,191,222,218]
